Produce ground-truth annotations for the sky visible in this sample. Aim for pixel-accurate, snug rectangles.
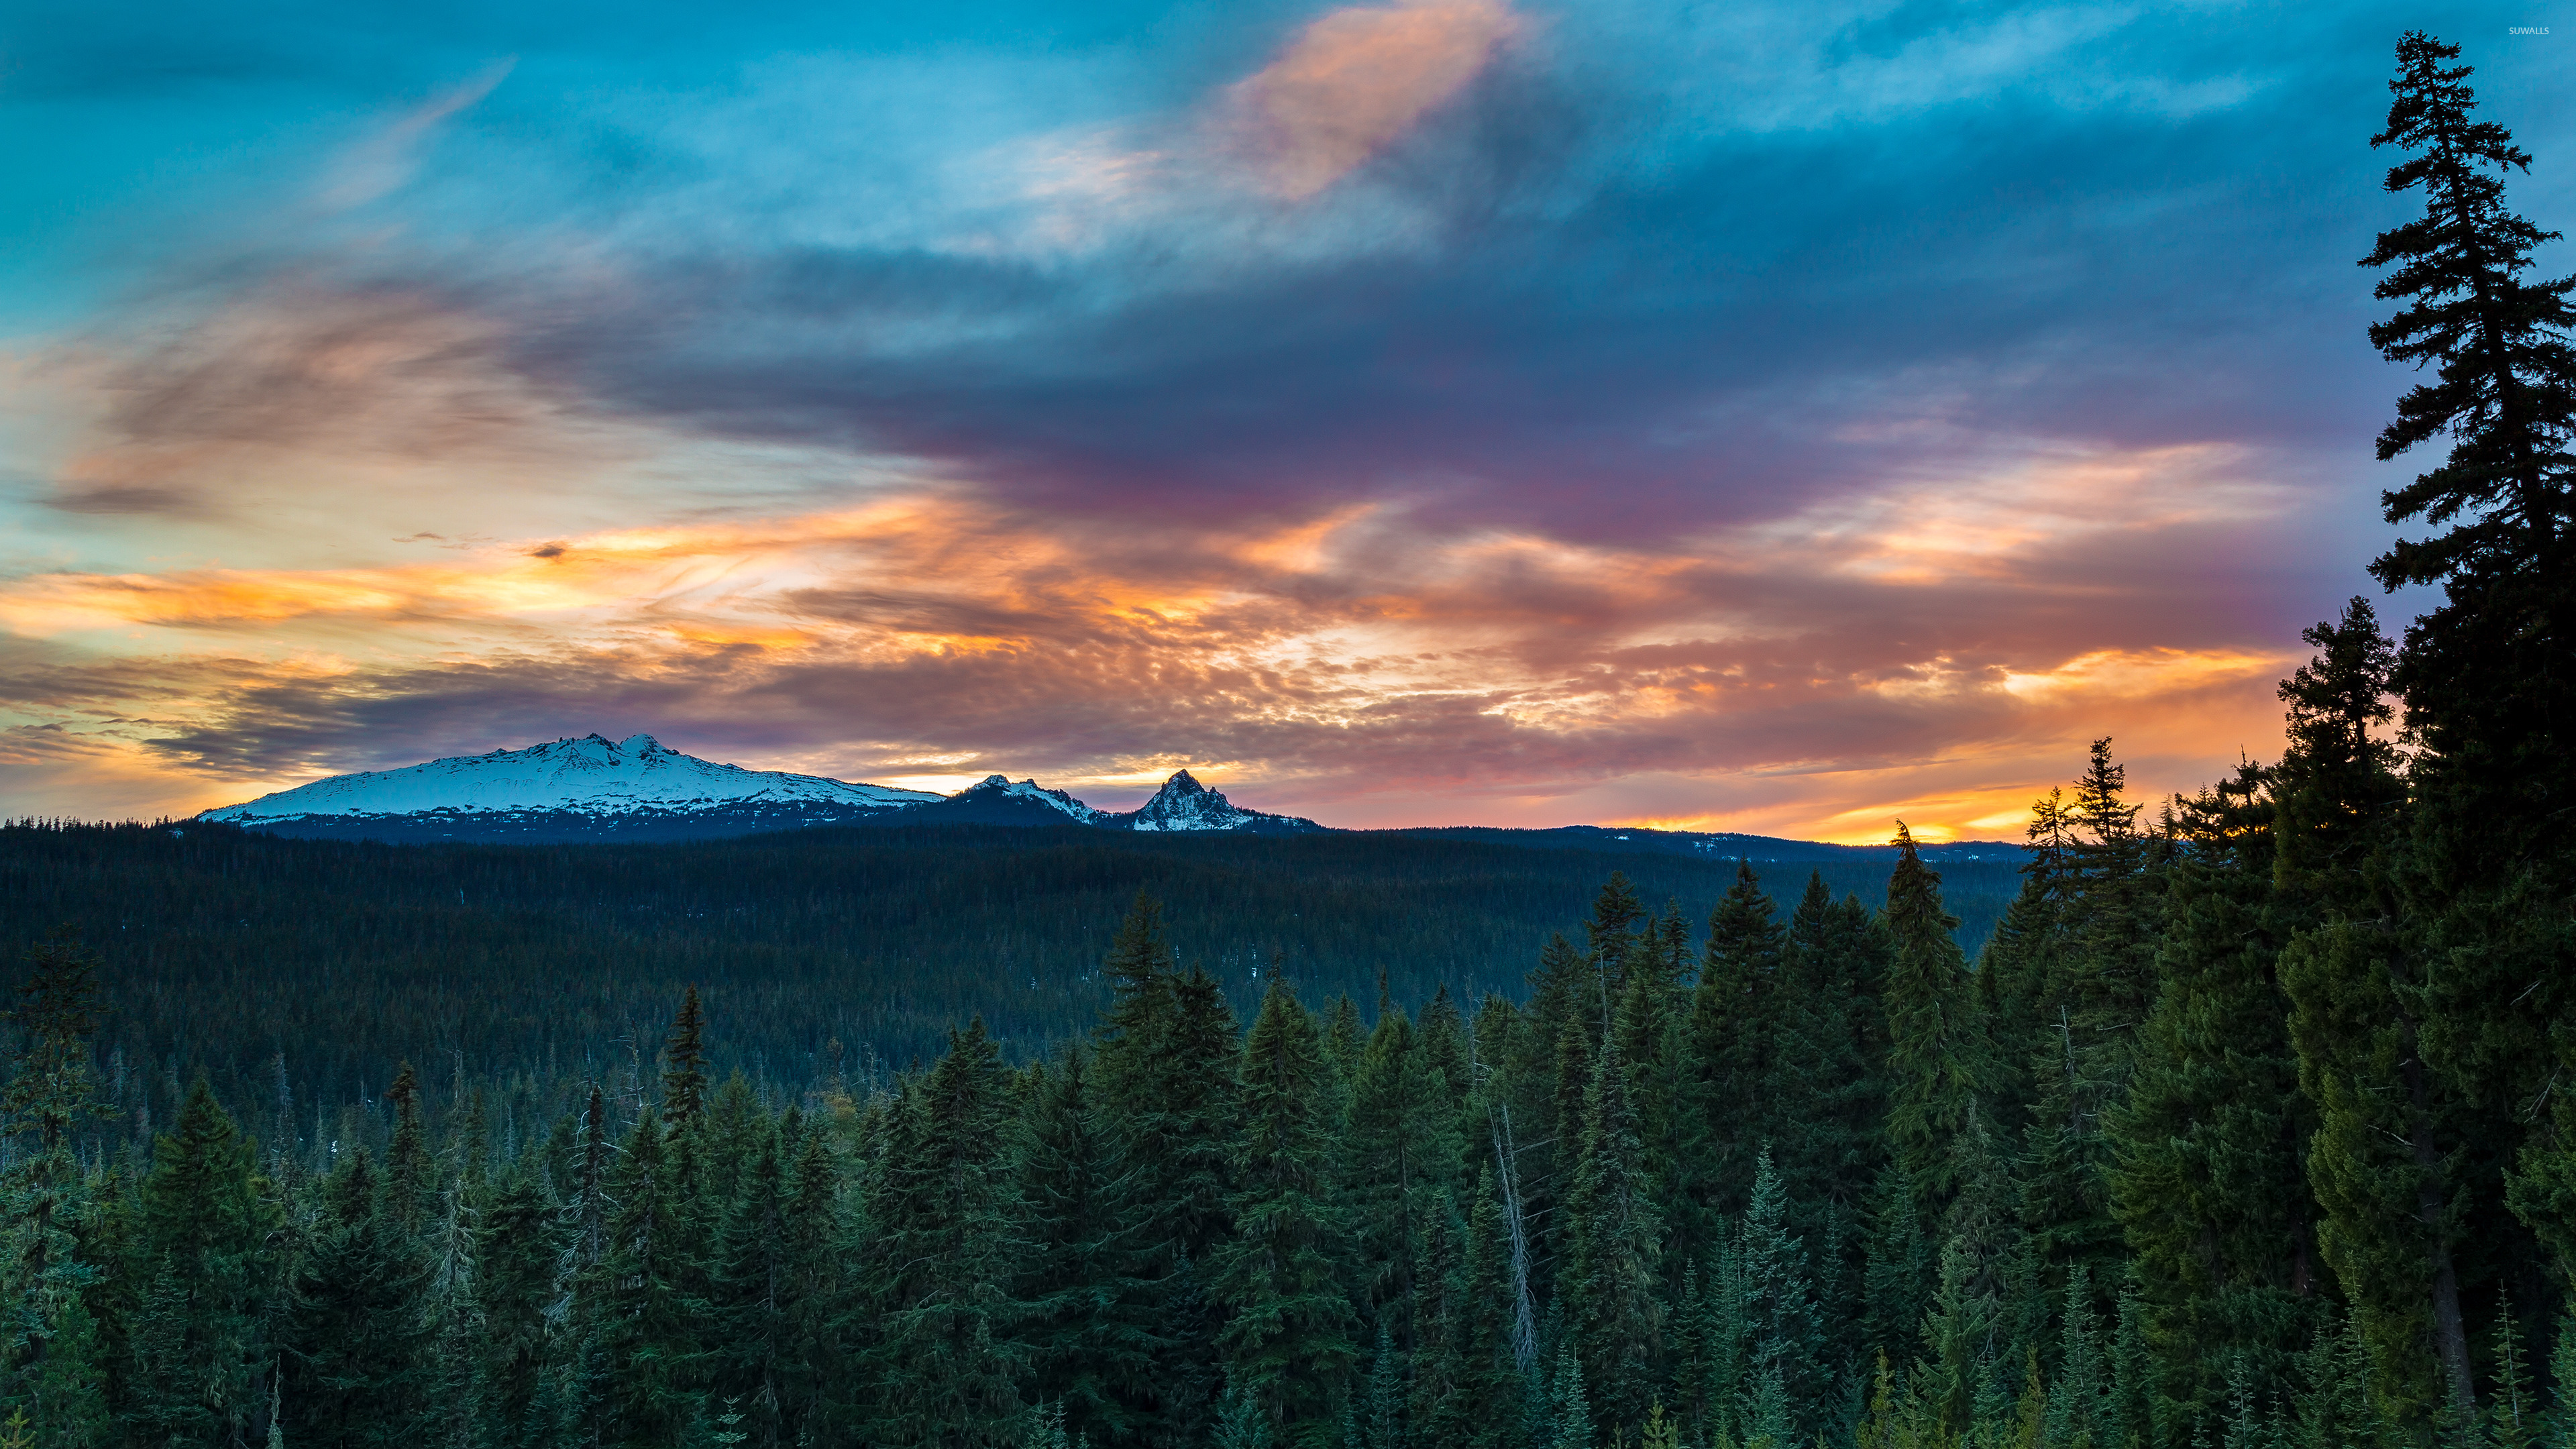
[0,1,2567,842]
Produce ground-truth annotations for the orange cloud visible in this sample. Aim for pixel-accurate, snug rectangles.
[1,426,2316,841]
[1230,0,1521,199]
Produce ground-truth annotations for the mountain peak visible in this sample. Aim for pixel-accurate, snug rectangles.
[1120,769,1324,834]
[201,735,939,826]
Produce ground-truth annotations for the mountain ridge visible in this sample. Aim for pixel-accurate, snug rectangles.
[197,734,2012,858]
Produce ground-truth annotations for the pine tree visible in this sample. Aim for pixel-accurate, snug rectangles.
[2040,1269,2104,1449]
[1587,874,1646,992]
[1688,864,1788,1222]
[1860,1163,1931,1375]
[381,1062,434,1234]
[2357,39,2576,1357]
[474,1155,555,1449]
[419,1175,483,1449]
[124,1080,274,1449]
[1544,1344,1591,1449]
[2271,604,2481,1421]
[705,1116,793,1449]
[702,1073,764,1212]
[2286,1310,2381,1449]
[1615,912,1697,1293]
[2487,1299,2537,1449]
[1561,1028,1661,1437]
[1211,981,1357,1446]
[1091,898,1242,1442]
[1738,1151,1824,1443]
[1921,1104,2019,1440]
[279,1149,433,1449]
[0,927,112,1429]
[2359,33,2576,863]
[1783,868,1888,1255]
[663,985,712,1128]
[1362,1318,1403,1449]
[1017,1046,1166,1448]
[596,1110,700,1447]
[858,1018,1026,1448]
[1447,1172,1521,1449]
[1345,1000,1462,1327]
[1880,826,1981,1220]
[2109,758,2322,1440]
[1507,934,1590,1299]
[777,1115,841,1448]
[1324,997,1366,1134]
[2021,742,2161,1322]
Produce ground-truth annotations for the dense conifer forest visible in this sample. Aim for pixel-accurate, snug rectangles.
[0,31,2568,1449]
[0,821,2014,1120]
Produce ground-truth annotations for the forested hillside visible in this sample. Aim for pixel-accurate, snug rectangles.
[0,820,2013,1120]
[0,30,2567,1449]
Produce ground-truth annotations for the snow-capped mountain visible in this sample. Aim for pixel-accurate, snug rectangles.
[199,734,941,843]
[186,736,2018,857]
[904,775,1114,827]
[1108,769,1326,834]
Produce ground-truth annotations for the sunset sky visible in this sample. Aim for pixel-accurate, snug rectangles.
[1,1,2566,841]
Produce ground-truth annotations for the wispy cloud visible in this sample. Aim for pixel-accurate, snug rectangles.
[317,59,517,211]
[1226,0,1522,199]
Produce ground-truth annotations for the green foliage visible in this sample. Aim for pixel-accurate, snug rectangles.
[1213,981,1356,1444]
[1881,826,1981,1221]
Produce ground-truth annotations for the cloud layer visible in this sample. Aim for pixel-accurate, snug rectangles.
[4,0,2562,838]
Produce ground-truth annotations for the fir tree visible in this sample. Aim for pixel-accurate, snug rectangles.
[597,1110,700,1447]
[2109,759,2322,1440]
[1016,1046,1166,1448]
[1737,1150,1823,1444]
[1344,1001,1462,1326]
[858,1018,1026,1448]
[1689,863,1788,1222]
[1211,981,1356,1446]
[0,927,112,1426]
[2274,602,2479,1421]
[383,1062,434,1233]
[663,986,712,1128]
[1880,826,1981,1219]
[125,1081,273,1449]
[2359,34,2576,869]
[474,1156,556,1449]
[1561,1028,1660,1438]
[279,1150,432,1449]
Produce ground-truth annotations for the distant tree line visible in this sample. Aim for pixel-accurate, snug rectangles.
[0,820,2012,1132]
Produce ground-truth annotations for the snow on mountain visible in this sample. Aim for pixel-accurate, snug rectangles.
[906,774,1113,826]
[200,734,941,823]
[1114,770,1326,834]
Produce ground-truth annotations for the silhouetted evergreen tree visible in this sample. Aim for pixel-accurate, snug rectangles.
[280,1148,432,1449]
[121,1081,273,1449]
[1881,827,1982,1224]
[663,985,712,1127]
[858,1018,1025,1448]
[1018,1045,1165,1447]
[1212,981,1355,1446]
[1562,1026,1660,1438]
